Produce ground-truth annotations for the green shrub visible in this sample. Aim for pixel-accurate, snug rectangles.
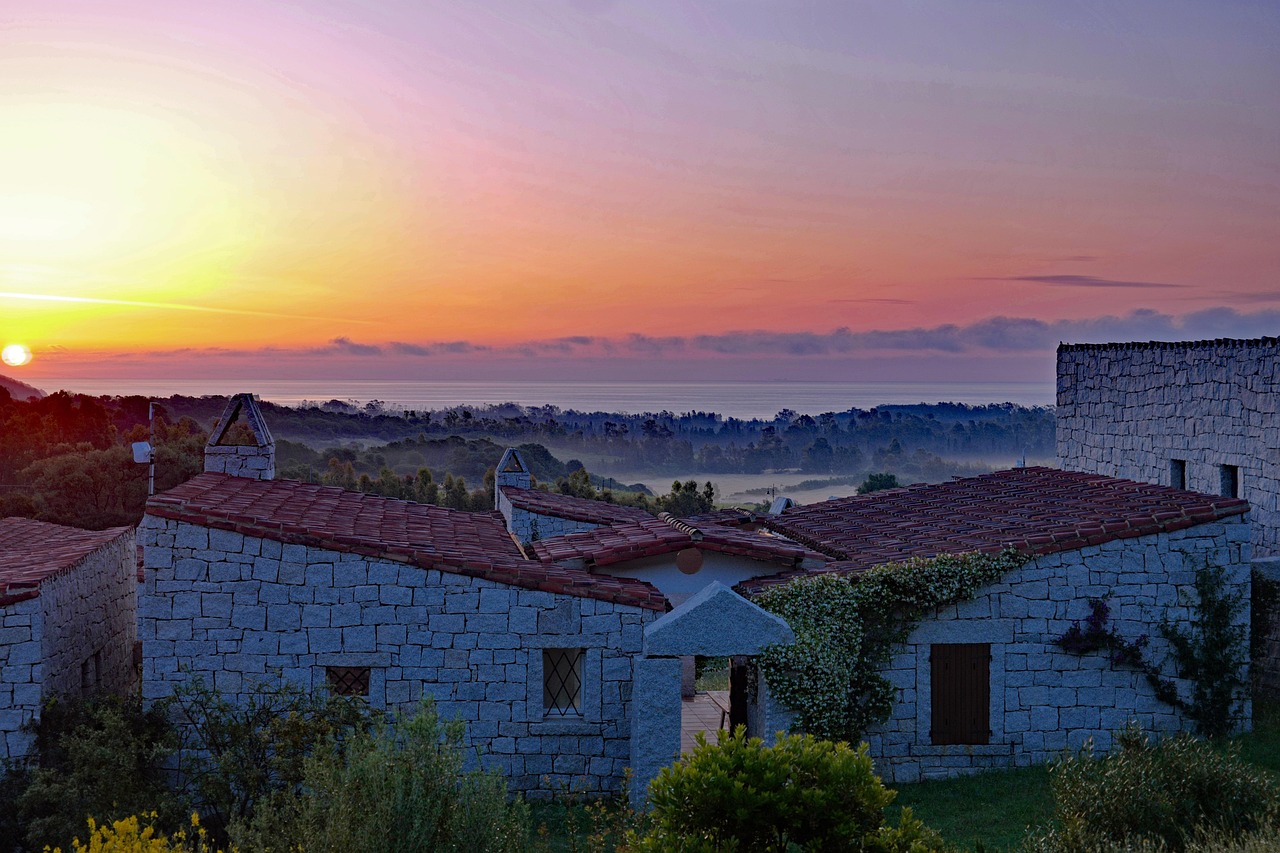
[1024,725,1280,853]
[629,727,943,852]
[230,700,531,853]
[11,693,185,853]
[169,676,370,836]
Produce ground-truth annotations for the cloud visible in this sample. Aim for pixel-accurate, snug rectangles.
[994,274,1185,289]
[317,337,383,356]
[48,307,1280,371]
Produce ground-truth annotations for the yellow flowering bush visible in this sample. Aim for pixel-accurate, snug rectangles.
[45,812,232,853]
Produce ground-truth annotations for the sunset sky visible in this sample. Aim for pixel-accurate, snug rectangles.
[1,1,1277,387]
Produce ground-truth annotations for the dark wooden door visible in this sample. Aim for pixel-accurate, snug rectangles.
[930,643,990,745]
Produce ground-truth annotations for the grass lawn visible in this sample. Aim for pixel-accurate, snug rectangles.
[888,763,1054,851]
[884,701,1280,852]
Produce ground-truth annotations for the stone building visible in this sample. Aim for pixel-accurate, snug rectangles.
[0,518,138,759]
[746,468,1251,781]
[137,393,1252,795]
[1057,336,1278,559]
[139,407,794,800]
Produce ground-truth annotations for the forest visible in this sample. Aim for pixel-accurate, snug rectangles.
[0,383,1055,530]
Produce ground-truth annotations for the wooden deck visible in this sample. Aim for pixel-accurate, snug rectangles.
[680,690,730,754]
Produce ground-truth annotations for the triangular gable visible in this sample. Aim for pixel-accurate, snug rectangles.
[643,581,794,657]
[207,393,274,449]
[497,447,527,474]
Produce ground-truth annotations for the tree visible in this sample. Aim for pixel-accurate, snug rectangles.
[857,473,900,495]
[656,480,715,516]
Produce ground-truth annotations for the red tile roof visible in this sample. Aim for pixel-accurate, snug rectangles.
[739,467,1249,593]
[500,486,653,526]
[0,518,134,605]
[147,474,666,610]
[530,512,830,569]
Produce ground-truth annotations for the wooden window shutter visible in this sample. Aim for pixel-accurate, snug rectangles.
[930,643,990,745]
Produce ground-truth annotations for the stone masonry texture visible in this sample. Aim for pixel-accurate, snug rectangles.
[1057,338,1280,558]
[0,529,137,760]
[139,516,659,798]
[863,516,1250,782]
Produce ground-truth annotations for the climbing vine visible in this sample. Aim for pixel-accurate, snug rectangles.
[755,549,1027,743]
[1055,560,1248,738]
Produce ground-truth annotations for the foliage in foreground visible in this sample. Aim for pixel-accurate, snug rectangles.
[230,701,530,853]
[756,549,1026,741]
[169,676,371,836]
[4,695,184,853]
[1023,724,1280,853]
[629,727,943,852]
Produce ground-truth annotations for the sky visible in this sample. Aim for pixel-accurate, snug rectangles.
[1,0,1277,388]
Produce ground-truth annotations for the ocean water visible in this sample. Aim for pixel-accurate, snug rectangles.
[47,378,1053,420]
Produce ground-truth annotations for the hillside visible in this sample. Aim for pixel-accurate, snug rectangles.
[0,372,45,401]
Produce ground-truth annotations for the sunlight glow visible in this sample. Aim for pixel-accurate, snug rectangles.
[1,344,33,367]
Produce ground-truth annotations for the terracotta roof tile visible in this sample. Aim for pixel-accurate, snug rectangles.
[738,467,1248,594]
[530,513,830,569]
[147,474,666,611]
[0,518,134,604]
[500,486,653,525]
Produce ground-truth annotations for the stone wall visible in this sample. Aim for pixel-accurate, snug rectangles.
[1057,339,1280,558]
[496,493,602,545]
[39,530,138,700]
[203,444,275,480]
[0,596,42,760]
[864,516,1251,782]
[139,516,659,797]
[0,529,136,761]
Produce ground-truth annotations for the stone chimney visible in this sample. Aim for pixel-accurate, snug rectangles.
[204,393,275,480]
[495,448,531,494]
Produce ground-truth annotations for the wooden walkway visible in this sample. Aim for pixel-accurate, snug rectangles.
[680,690,730,754]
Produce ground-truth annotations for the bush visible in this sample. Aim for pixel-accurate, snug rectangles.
[13,694,184,853]
[629,727,943,852]
[169,676,370,836]
[231,701,531,853]
[1024,725,1280,853]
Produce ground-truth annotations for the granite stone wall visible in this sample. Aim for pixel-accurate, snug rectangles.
[203,444,275,481]
[38,530,138,701]
[0,596,41,760]
[139,516,659,797]
[0,529,137,761]
[864,516,1251,782]
[1057,339,1280,558]
[496,495,603,545]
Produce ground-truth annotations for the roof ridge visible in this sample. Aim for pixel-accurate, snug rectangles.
[658,513,703,542]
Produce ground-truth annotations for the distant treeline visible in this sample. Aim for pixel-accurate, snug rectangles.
[159,396,1054,476]
[0,388,1054,530]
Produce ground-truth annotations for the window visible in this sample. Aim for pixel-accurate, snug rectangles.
[1220,464,1240,499]
[930,643,990,745]
[1170,459,1186,490]
[326,666,371,697]
[543,648,583,716]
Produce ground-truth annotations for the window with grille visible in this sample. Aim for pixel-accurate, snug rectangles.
[930,643,990,745]
[543,648,583,716]
[326,666,371,697]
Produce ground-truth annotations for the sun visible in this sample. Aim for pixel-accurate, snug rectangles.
[1,343,32,367]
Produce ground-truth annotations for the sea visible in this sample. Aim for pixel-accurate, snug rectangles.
[46,379,1054,421]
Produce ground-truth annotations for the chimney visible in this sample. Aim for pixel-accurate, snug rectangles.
[203,393,275,480]
[495,447,531,496]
